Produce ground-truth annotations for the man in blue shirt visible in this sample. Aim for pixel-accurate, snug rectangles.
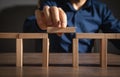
[23,0,120,53]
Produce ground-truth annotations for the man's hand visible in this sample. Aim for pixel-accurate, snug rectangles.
[35,6,67,30]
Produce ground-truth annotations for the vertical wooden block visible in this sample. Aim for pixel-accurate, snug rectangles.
[73,38,79,68]
[42,38,49,67]
[100,38,107,69]
[16,68,23,77]
[16,38,23,67]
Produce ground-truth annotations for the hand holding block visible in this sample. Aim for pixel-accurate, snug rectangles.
[47,27,76,33]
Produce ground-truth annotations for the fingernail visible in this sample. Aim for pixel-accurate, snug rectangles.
[57,21,61,27]
[61,23,67,28]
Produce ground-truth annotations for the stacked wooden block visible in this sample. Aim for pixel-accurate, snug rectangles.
[0,33,49,67]
[0,27,120,69]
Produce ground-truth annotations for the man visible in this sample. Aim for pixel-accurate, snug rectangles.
[23,0,120,53]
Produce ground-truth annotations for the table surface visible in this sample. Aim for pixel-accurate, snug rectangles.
[0,53,120,77]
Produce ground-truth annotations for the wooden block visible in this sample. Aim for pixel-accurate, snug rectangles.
[19,33,48,39]
[76,33,108,68]
[47,27,76,33]
[76,33,104,39]
[42,38,49,67]
[16,38,23,67]
[105,33,117,39]
[100,38,107,69]
[116,34,120,39]
[73,38,79,68]
[16,68,23,77]
[105,33,120,39]
[0,33,18,38]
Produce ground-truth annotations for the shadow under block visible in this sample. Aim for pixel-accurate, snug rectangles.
[47,27,76,33]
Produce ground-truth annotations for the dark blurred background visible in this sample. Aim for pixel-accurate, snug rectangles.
[0,0,120,53]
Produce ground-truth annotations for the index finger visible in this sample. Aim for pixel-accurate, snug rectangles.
[35,10,47,30]
[43,6,53,26]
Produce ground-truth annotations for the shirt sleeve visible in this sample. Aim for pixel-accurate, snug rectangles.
[101,4,120,33]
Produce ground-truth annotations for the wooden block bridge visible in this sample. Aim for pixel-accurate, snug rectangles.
[0,27,120,69]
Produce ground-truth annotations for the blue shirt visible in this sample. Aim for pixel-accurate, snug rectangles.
[23,0,120,53]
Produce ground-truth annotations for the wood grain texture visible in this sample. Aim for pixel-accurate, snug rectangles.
[105,33,120,39]
[42,38,49,67]
[100,38,107,69]
[47,27,76,33]
[73,39,79,68]
[0,53,120,77]
[0,33,18,38]
[76,33,120,39]
[19,33,48,39]
[16,38,23,67]
[0,33,119,39]
[76,33,105,39]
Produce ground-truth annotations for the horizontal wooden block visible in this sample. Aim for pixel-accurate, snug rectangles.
[105,33,120,39]
[47,27,76,33]
[0,33,119,39]
[0,33,18,38]
[76,33,105,39]
[19,33,48,39]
